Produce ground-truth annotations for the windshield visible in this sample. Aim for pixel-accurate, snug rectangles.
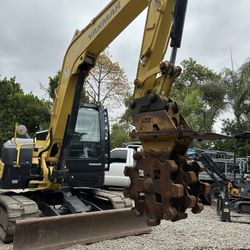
[75,107,100,142]
[69,107,101,159]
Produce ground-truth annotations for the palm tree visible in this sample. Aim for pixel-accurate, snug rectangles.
[222,60,250,123]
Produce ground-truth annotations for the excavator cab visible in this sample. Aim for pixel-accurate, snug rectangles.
[66,103,110,188]
[0,103,110,190]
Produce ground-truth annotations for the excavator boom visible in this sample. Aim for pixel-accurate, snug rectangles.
[0,0,211,249]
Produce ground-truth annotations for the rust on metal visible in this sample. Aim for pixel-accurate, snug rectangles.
[130,128,231,141]
[124,151,209,225]
[13,208,151,250]
[126,97,211,225]
[124,151,184,226]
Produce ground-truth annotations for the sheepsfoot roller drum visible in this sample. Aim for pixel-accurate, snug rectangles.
[124,94,211,225]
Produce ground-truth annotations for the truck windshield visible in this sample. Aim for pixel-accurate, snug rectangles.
[69,107,101,159]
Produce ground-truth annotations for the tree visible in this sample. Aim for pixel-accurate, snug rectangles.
[215,60,250,155]
[172,58,227,132]
[0,77,50,150]
[44,51,131,118]
[110,124,130,149]
[221,116,249,156]
[213,118,250,157]
[209,60,250,155]
[221,60,250,123]
[47,71,60,100]
[119,94,133,132]
[0,77,23,147]
[13,94,50,132]
[44,71,89,104]
[85,50,131,108]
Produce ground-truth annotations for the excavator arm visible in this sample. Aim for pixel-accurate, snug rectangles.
[123,0,210,225]
[31,0,210,225]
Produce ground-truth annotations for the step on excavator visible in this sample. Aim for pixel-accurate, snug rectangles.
[0,0,213,249]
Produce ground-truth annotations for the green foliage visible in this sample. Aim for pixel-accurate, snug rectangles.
[13,94,50,132]
[119,94,133,132]
[213,118,250,157]
[0,77,23,147]
[212,60,250,156]
[0,77,50,150]
[172,58,226,132]
[221,60,250,123]
[110,124,130,149]
[47,71,60,100]
[43,70,89,104]
[110,94,134,149]
[174,58,218,89]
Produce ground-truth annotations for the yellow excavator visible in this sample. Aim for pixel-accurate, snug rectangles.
[0,0,211,249]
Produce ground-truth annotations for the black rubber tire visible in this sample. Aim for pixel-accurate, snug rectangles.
[210,183,221,200]
[201,183,220,205]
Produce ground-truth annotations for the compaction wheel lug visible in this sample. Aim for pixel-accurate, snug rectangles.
[190,161,205,172]
[142,178,154,193]
[183,171,197,184]
[184,195,197,208]
[146,218,160,226]
[196,161,205,172]
[163,207,177,220]
[171,184,184,198]
[192,202,204,214]
[133,152,144,161]
[159,152,170,162]
[172,210,188,222]
[172,154,186,166]
[124,166,130,177]
[125,150,210,224]
[201,182,211,195]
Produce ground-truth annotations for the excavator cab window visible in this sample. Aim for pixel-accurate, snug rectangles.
[69,107,101,159]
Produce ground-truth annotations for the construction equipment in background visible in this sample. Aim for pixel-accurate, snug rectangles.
[196,154,250,221]
[194,132,250,222]
[233,131,250,180]
[0,0,212,249]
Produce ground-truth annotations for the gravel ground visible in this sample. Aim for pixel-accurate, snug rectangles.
[0,206,249,250]
[64,206,250,250]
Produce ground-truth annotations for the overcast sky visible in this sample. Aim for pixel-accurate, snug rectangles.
[1,0,250,129]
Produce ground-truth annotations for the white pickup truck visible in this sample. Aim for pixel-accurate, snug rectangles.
[104,148,135,187]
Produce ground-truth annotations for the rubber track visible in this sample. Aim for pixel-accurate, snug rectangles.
[0,194,39,243]
[235,201,250,214]
[94,189,133,209]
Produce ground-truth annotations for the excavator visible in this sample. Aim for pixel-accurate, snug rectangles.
[0,0,211,249]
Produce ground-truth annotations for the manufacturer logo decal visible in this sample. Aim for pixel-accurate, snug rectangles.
[88,2,121,40]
